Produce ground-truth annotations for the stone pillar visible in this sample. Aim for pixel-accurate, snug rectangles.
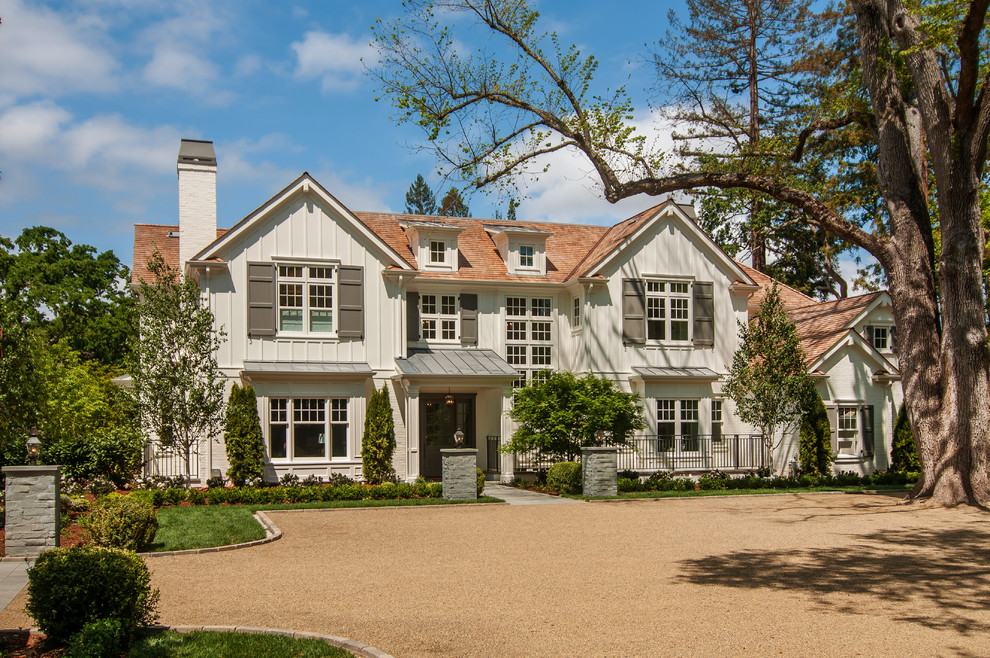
[581,447,618,497]
[441,448,478,500]
[3,466,61,558]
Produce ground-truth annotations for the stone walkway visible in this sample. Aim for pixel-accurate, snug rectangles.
[484,483,584,505]
[0,562,29,617]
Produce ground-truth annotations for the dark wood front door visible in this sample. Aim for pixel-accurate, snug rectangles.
[420,395,475,479]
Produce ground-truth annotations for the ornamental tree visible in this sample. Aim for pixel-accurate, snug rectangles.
[724,283,811,459]
[130,252,226,485]
[798,383,833,477]
[504,371,646,462]
[362,385,397,484]
[223,383,266,486]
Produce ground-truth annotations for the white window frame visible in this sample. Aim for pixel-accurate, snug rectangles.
[872,325,889,351]
[518,244,537,270]
[646,280,692,344]
[572,295,582,331]
[276,264,337,336]
[268,397,350,462]
[836,405,860,456]
[505,296,554,388]
[656,399,702,452]
[429,239,447,265]
[420,293,459,343]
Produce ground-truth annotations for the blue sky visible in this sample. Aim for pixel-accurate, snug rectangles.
[0,0,866,286]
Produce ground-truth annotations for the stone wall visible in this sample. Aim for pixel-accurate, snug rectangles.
[3,466,61,558]
[441,449,477,500]
[581,447,617,497]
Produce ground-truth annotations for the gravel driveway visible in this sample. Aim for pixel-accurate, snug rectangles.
[2,492,988,656]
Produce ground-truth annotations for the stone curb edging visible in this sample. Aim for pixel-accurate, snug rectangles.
[583,489,911,503]
[137,511,282,558]
[0,626,393,658]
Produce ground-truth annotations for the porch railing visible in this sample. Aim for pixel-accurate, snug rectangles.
[144,443,200,480]
[511,434,768,474]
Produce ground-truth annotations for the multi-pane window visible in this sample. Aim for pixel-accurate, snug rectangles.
[656,399,701,452]
[519,245,535,268]
[646,281,690,342]
[572,296,581,329]
[837,406,858,455]
[277,265,334,334]
[505,296,554,388]
[430,240,446,264]
[711,400,723,442]
[268,398,349,461]
[872,326,888,350]
[421,294,458,341]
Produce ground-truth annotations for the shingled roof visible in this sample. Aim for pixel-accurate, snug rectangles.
[787,293,884,367]
[736,262,816,315]
[132,224,229,285]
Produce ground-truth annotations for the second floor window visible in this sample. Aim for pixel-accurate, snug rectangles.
[646,281,690,342]
[519,244,535,268]
[278,265,334,334]
[430,240,446,264]
[421,294,458,341]
[506,296,553,387]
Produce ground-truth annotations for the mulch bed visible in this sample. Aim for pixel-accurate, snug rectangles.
[0,517,89,559]
[0,631,59,657]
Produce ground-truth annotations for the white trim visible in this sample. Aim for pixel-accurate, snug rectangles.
[809,329,899,375]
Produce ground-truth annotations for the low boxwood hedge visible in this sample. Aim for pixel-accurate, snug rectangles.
[617,469,918,493]
[124,480,445,507]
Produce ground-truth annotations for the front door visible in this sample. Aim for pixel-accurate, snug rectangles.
[420,395,475,479]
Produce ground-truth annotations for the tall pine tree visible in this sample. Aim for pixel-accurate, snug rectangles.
[439,187,470,217]
[405,174,437,215]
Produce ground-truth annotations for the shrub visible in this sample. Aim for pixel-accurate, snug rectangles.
[223,384,266,486]
[88,425,144,489]
[26,546,159,645]
[477,468,486,496]
[426,482,443,498]
[891,404,920,473]
[300,474,323,487]
[618,469,639,481]
[279,473,300,488]
[617,477,642,492]
[546,461,582,494]
[414,477,430,498]
[64,618,129,658]
[186,488,207,505]
[87,495,158,552]
[205,475,224,489]
[698,470,730,490]
[798,384,833,476]
[206,487,225,505]
[644,470,684,491]
[162,487,186,507]
[362,385,397,484]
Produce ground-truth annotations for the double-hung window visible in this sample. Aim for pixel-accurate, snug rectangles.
[572,296,581,329]
[430,240,446,265]
[519,245,535,268]
[711,401,723,443]
[656,399,700,452]
[837,406,858,455]
[421,294,458,341]
[505,296,554,388]
[268,398,349,461]
[646,281,690,342]
[277,265,335,334]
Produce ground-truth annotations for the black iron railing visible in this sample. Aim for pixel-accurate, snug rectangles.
[511,434,768,474]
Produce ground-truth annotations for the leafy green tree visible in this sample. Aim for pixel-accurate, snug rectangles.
[0,227,136,365]
[223,384,265,486]
[0,311,43,467]
[362,385,396,484]
[130,252,226,484]
[405,174,437,215]
[371,0,990,505]
[798,383,832,476]
[891,403,920,473]
[724,283,811,459]
[504,371,646,462]
[438,187,470,217]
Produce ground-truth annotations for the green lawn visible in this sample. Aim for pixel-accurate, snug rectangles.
[150,496,504,551]
[567,485,912,500]
[130,630,351,657]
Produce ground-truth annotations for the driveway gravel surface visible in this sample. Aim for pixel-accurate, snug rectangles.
[2,492,988,656]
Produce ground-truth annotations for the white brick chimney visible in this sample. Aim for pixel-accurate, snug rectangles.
[177,139,217,268]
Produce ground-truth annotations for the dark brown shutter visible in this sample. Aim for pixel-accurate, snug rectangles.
[247,262,276,337]
[407,291,420,342]
[692,281,714,347]
[861,405,875,457]
[337,266,364,339]
[890,326,898,352]
[622,278,646,345]
[460,293,478,345]
[865,325,874,346]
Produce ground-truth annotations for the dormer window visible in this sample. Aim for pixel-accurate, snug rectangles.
[430,240,446,264]
[519,245,535,268]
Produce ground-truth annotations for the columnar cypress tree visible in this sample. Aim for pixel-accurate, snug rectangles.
[362,385,396,484]
[405,174,437,215]
[798,384,832,476]
[891,404,920,473]
[223,383,265,486]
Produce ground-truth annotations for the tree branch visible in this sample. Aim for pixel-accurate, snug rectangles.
[792,111,873,162]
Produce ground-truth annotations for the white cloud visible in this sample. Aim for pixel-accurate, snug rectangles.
[143,47,219,92]
[234,54,262,77]
[291,31,375,93]
[0,0,119,105]
[0,102,73,160]
[216,135,301,184]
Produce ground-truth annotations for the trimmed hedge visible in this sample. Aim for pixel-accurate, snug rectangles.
[124,480,445,507]
[617,469,918,493]
[546,461,582,494]
[86,495,159,551]
[26,546,159,645]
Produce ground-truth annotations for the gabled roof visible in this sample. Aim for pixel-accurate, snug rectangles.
[787,293,885,367]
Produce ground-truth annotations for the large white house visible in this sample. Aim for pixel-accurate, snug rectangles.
[132,140,902,483]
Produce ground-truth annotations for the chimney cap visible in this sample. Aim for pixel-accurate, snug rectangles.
[178,139,217,166]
